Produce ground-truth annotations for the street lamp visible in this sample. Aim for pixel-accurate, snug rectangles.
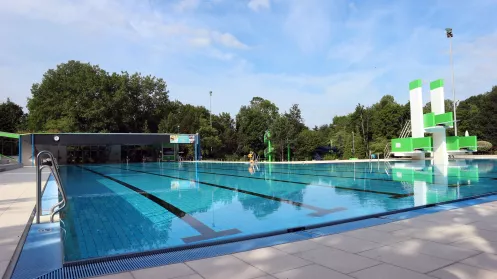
[446,28,457,136]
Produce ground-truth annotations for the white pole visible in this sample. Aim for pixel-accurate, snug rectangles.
[209,91,212,128]
[449,37,457,136]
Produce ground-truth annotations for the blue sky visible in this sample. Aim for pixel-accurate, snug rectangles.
[1,0,497,127]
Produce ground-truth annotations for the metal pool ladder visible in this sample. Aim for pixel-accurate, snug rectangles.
[35,151,68,224]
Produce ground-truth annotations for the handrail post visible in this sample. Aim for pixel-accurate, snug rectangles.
[35,157,41,224]
[35,150,68,224]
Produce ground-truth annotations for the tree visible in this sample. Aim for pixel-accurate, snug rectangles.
[236,97,279,156]
[293,129,321,160]
[212,112,237,158]
[198,118,222,158]
[27,60,170,132]
[270,104,306,161]
[0,99,25,133]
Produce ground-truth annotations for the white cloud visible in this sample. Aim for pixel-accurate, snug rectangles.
[211,32,249,49]
[174,0,201,12]
[248,0,270,12]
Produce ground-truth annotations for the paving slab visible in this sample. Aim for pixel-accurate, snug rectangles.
[186,255,267,279]
[234,247,311,274]
[359,245,455,273]
[350,263,437,279]
[428,263,497,279]
[461,253,497,272]
[273,264,354,279]
[296,246,380,274]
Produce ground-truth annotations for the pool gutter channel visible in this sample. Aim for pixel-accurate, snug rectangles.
[61,190,497,268]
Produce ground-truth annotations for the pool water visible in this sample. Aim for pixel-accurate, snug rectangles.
[60,160,497,262]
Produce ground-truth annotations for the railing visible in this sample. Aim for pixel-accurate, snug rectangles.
[36,151,68,223]
[0,153,18,163]
[384,120,411,159]
[399,120,411,138]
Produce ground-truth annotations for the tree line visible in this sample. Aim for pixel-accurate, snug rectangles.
[1,60,495,160]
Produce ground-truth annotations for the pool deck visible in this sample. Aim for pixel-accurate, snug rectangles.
[2,165,497,279]
[0,167,49,278]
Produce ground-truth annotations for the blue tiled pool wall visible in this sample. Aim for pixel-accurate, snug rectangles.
[32,193,497,279]
[58,160,497,262]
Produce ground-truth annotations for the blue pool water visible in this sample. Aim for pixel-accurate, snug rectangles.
[60,159,497,262]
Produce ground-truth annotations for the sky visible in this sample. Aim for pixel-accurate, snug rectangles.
[1,0,497,127]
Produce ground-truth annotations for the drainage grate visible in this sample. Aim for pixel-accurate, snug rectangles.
[35,232,308,279]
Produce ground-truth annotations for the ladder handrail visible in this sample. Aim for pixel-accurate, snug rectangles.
[36,151,68,224]
[384,120,411,159]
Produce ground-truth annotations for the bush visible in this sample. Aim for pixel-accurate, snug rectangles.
[224,154,240,161]
[477,141,493,152]
[323,153,338,160]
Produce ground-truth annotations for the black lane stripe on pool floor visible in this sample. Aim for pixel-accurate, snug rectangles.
[77,166,241,243]
[124,164,413,198]
[100,165,348,217]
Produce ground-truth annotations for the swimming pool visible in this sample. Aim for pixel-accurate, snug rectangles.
[59,159,497,262]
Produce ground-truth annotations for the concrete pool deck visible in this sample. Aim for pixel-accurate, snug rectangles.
[2,165,497,279]
[0,167,49,278]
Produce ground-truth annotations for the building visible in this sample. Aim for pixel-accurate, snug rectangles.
[0,132,201,166]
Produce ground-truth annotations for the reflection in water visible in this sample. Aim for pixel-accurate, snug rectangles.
[60,159,497,262]
[390,160,483,206]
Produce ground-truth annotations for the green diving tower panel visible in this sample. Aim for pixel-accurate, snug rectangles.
[391,137,433,153]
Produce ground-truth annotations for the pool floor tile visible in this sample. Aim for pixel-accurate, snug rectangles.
[349,263,436,279]
[272,264,354,279]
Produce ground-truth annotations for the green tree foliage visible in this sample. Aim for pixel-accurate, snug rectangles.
[477,141,493,152]
[271,104,306,161]
[458,86,497,145]
[236,97,279,156]
[27,60,169,132]
[293,129,322,160]
[0,98,26,132]
[212,112,237,158]
[198,118,222,158]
